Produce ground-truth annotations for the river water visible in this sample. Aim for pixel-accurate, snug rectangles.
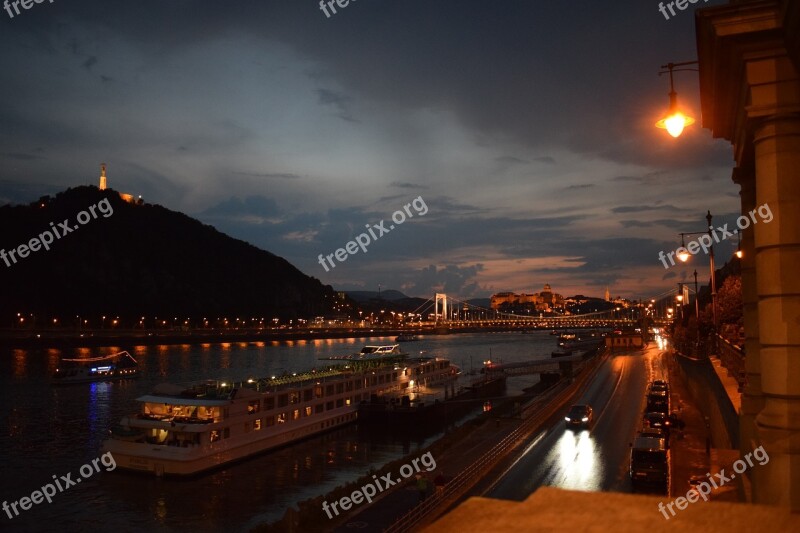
[0,332,558,532]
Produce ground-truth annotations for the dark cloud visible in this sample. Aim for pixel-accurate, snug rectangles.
[406,264,486,297]
[201,195,282,219]
[494,156,528,165]
[1,152,41,160]
[619,218,692,230]
[611,204,685,214]
[316,88,357,122]
[378,194,407,202]
[390,181,428,189]
[0,0,743,299]
[234,171,302,180]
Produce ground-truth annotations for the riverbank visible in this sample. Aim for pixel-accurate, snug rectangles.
[253,391,524,533]
[0,332,566,532]
[0,323,612,349]
[254,347,609,532]
[0,327,415,349]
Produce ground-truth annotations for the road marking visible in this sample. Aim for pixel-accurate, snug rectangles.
[480,431,547,496]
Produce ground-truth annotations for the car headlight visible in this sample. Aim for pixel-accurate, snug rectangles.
[565,417,571,422]
[581,417,589,422]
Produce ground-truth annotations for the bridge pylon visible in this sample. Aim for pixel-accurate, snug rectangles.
[434,293,448,324]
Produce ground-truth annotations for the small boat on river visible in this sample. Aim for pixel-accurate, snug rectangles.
[53,351,138,384]
[319,344,408,361]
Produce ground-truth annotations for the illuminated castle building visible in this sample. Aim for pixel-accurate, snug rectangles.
[490,284,565,313]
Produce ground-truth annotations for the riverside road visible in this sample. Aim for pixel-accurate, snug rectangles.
[486,343,669,498]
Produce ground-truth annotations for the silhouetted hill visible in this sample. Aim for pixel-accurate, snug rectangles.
[566,296,615,314]
[345,292,492,315]
[466,298,491,308]
[0,186,337,319]
[355,296,430,315]
[345,290,409,302]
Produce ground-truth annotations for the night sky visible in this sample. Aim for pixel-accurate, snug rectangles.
[0,0,740,300]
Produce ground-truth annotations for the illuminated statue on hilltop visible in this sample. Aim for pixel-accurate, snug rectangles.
[99,163,107,190]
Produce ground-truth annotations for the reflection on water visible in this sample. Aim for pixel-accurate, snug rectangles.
[13,348,27,377]
[0,332,557,531]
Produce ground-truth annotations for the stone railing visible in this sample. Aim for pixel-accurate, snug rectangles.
[716,334,746,391]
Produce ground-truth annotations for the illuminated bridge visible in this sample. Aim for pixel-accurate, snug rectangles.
[404,293,650,330]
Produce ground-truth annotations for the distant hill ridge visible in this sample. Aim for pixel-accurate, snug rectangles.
[0,186,337,318]
[345,290,409,302]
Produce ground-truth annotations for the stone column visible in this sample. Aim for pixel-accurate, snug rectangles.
[750,54,800,506]
[733,167,764,467]
[696,0,800,509]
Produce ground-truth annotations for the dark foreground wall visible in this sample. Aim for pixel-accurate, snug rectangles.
[670,352,739,450]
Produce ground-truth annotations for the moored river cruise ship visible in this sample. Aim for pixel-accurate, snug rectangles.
[103,348,458,476]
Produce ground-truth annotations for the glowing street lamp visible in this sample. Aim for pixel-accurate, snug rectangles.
[655,61,698,138]
[677,235,690,262]
[656,107,695,138]
[677,211,718,329]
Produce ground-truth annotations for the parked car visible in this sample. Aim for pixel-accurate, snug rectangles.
[638,428,669,448]
[648,380,669,393]
[646,389,670,414]
[643,412,671,437]
[630,435,669,490]
[565,404,593,429]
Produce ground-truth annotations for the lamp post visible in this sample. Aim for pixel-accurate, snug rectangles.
[676,210,718,330]
[705,210,718,330]
[655,61,698,138]
[693,269,700,348]
[676,211,719,358]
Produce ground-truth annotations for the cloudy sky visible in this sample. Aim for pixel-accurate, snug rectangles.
[0,0,742,300]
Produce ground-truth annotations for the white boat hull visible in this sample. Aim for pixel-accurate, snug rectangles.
[103,349,459,476]
[103,408,358,476]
